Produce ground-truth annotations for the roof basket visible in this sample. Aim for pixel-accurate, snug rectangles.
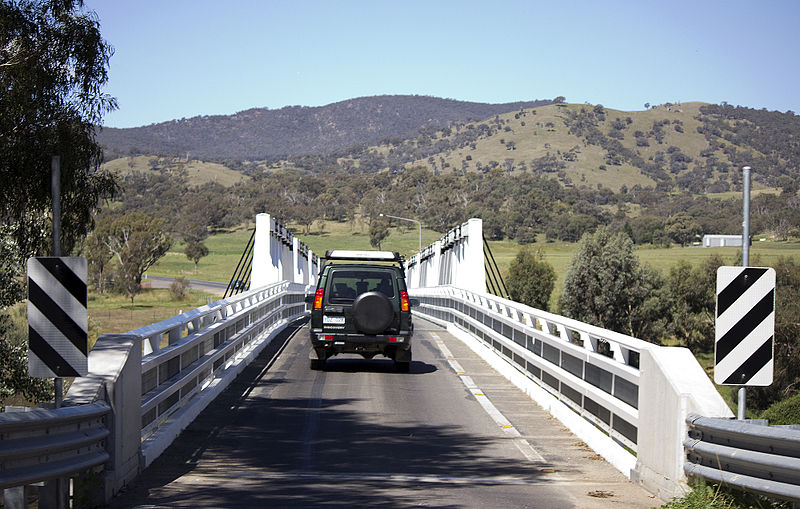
[324,250,403,262]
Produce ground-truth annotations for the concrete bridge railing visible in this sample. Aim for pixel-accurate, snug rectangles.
[409,285,734,501]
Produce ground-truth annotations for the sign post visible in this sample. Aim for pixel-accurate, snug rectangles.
[713,167,776,420]
[739,165,750,419]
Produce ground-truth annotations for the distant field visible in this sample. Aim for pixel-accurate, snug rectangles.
[146,219,444,283]
[147,226,256,283]
[147,220,800,310]
[488,236,800,308]
[89,289,212,341]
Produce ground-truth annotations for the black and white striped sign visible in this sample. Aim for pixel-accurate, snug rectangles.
[715,266,775,386]
[27,257,88,378]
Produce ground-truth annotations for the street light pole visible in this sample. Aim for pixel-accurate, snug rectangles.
[379,213,422,253]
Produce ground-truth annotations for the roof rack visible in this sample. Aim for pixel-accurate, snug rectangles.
[324,250,403,262]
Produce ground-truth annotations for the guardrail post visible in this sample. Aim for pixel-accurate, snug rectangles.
[66,334,143,505]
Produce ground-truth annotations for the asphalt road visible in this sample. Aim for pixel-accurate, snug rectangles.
[144,275,228,296]
[109,319,658,508]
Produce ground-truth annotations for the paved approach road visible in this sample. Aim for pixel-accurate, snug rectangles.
[144,275,227,296]
[110,319,659,508]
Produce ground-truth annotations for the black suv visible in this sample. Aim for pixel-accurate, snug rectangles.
[307,250,414,372]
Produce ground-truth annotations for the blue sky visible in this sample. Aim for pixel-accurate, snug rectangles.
[83,0,800,128]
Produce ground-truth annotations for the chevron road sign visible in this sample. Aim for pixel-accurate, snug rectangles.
[27,257,88,378]
[715,266,775,386]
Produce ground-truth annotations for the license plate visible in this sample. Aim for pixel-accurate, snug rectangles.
[323,315,345,325]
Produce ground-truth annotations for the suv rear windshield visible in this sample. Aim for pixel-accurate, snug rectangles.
[328,269,395,303]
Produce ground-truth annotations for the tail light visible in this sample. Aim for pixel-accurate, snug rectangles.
[400,290,410,312]
[313,288,324,309]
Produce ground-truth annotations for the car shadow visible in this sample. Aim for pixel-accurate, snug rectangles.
[322,357,437,374]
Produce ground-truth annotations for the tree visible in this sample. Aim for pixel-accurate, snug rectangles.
[1,0,115,404]
[184,241,209,273]
[1,0,117,259]
[748,257,800,411]
[558,227,665,340]
[169,277,190,300]
[507,246,556,311]
[86,227,113,294]
[99,212,173,304]
[665,212,702,246]
[665,256,722,352]
[0,311,52,402]
[369,219,389,250]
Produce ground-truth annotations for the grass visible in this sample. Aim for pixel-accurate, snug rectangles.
[88,288,214,345]
[659,479,790,508]
[146,225,257,282]
[146,219,444,283]
[289,219,442,257]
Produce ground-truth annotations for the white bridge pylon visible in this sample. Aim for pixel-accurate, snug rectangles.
[249,214,485,293]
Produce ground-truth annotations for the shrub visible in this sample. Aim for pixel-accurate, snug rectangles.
[170,277,190,300]
[507,246,555,311]
[761,392,800,425]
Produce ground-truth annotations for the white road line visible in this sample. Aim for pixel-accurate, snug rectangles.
[433,337,548,464]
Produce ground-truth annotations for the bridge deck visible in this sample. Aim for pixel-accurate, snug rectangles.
[109,320,657,508]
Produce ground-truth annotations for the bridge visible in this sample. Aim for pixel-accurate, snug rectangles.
[2,213,799,508]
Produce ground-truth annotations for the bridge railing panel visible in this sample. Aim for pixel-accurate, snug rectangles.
[133,282,308,442]
[411,285,647,452]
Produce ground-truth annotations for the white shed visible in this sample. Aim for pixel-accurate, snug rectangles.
[702,234,743,247]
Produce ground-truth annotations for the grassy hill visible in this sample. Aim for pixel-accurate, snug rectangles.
[102,155,247,187]
[364,101,774,193]
[99,99,798,199]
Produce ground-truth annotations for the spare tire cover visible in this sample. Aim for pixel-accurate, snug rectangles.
[352,291,394,334]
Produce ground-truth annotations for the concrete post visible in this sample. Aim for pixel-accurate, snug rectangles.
[65,334,143,504]
[280,232,292,283]
[458,218,485,293]
[632,347,733,500]
[251,214,273,288]
[308,252,317,286]
[292,238,302,284]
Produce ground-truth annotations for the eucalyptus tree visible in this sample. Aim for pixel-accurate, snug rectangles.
[1,0,116,401]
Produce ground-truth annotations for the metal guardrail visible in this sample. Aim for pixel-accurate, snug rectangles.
[410,285,650,452]
[0,402,110,490]
[685,414,800,502]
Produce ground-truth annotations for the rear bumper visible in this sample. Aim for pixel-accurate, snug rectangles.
[310,330,412,353]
